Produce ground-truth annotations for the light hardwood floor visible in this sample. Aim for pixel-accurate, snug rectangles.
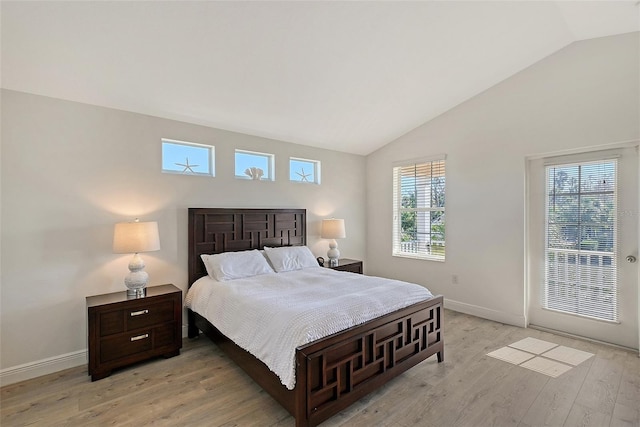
[2,310,639,427]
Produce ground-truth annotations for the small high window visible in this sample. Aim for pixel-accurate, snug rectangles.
[162,139,214,176]
[290,158,320,184]
[235,150,275,181]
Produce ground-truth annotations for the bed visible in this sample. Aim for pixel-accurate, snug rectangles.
[187,208,444,427]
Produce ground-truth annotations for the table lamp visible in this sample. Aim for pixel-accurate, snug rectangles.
[113,219,160,297]
[321,218,346,267]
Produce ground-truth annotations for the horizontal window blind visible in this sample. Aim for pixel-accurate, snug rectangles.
[392,159,445,260]
[544,159,618,322]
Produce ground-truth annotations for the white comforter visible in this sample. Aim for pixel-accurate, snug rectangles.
[184,267,434,390]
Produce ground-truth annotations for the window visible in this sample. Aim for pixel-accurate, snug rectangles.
[392,157,445,260]
[162,139,214,176]
[289,157,320,184]
[544,159,618,321]
[235,150,274,181]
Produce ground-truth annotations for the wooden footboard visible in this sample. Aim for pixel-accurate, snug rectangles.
[294,295,444,427]
[189,295,444,427]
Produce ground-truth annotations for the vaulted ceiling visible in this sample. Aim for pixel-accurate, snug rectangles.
[2,1,638,155]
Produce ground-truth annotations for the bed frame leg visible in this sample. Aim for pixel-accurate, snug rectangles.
[187,309,199,338]
[437,349,444,363]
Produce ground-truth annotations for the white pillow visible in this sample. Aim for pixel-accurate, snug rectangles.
[201,250,274,281]
[263,246,319,273]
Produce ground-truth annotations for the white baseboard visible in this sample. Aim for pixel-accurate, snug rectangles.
[1,326,191,387]
[528,324,640,353]
[444,299,527,328]
[0,350,87,387]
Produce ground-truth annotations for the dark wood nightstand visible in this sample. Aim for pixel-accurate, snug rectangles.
[324,258,363,274]
[87,284,182,381]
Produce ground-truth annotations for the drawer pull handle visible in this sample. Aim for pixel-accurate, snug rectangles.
[130,309,149,317]
[130,334,149,342]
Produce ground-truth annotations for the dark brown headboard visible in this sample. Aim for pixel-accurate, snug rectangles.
[188,208,307,286]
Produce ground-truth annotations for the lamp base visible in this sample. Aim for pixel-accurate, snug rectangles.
[127,287,146,298]
[327,240,340,267]
[124,253,149,298]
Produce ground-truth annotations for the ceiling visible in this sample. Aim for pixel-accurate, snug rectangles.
[2,1,638,155]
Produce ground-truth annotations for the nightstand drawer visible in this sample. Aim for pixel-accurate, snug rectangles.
[97,300,174,337]
[126,300,174,330]
[99,323,176,363]
[100,330,154,362]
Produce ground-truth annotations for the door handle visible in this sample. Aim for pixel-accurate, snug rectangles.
[626,255,637,263]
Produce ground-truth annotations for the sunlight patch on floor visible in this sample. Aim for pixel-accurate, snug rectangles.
[487,338,594,378]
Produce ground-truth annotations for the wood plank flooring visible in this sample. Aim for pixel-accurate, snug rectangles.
[2,310,638,426]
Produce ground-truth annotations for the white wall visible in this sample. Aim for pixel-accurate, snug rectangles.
[366,33,639,326]
[0,90,366,383]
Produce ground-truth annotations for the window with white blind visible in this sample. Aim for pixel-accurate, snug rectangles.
[544,159,618,322]
[392,157,445,261]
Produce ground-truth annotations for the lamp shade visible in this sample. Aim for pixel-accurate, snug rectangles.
[321,218,346,239]
[113,220,161,254]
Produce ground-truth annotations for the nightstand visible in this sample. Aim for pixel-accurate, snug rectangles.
[324,258,363,274]
[87,284,182,381]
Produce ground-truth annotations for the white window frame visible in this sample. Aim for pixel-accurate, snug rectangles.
[235,149,275,181]
[161,138,215,176]
[289,157,321,184]
[392,155,446,261]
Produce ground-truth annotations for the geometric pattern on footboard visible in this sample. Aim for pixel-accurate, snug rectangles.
[300,299,443,421]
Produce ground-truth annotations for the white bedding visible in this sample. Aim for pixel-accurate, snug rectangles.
[184,267,434,390]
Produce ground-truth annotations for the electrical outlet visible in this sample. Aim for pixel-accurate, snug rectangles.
[451,274,458,285]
